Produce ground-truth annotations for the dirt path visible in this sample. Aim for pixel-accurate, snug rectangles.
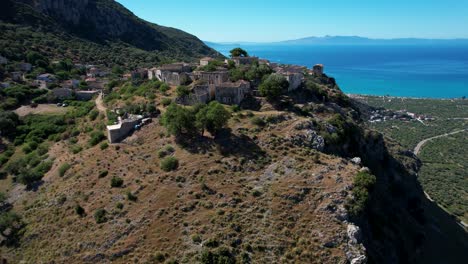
[95,92,106,113]
[413,129,467,155]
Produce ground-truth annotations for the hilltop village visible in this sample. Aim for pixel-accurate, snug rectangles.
[1,48,327,143]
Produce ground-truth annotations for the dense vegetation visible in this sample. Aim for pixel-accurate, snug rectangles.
[418,132,468,222]
[161,101,231,138]
[0,101,95,187]
[0,0,220,70]
[356,96,468,223]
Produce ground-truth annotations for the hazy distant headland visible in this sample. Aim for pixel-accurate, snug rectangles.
[206,36,468,46]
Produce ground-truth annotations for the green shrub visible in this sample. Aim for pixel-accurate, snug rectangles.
[0,211,22,244]
[75,204,85,216]
[191,234,202,243]
[89,110,99,121]
[116,202,124,209]
[98,170,108,178]
[100,142,109,150]
[110,177,124,188]
[252,189,262,197]
[160,156,179,172]
[71,145,83,154]
[251,116,265,127]
[159,84,170,93]
[152,252,166,263]
[161,98,172,107]
[126,191,137,202]
[58,163,71,177]
[176,85,190,97]
[88,131,106,146]
[346,171,376,217]
[158,145,175,158]
[94,209,107,224]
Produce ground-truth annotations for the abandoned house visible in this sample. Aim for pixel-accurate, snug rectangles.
[281,72,303,91]
[200,57,215,66]
[192,70,229,86]
[176,84,211,105]
[151,63,192,86]
[231,56,259,66]
[215,80,251,105]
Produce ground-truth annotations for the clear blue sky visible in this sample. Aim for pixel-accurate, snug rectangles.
[116,0,468,42]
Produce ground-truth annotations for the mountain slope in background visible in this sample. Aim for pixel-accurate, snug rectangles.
[0,0,220,68]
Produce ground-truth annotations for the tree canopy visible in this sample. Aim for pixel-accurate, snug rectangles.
[161,103,196,137]
[259,74,289,99]
[230,48,249,58]
[196,101,231,136]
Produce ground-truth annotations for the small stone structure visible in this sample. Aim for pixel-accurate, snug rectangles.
[151,63,192,85]
[232,56,258,66]
[75,90,99,100]
[313,64,324,75]
[283,72,303,91]
[200,57,214,66]
[215,80,251,105]
[107,114,143,143]
[192,70,229,86]
[37,73,55,82]
[53,88,73,99]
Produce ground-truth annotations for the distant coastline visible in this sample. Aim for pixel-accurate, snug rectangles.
[206,35,468,46]
[208,43,468,99]
[348,94,467,100]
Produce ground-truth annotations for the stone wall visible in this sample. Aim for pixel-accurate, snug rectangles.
[215,81,251,105]
[107,118,140,143]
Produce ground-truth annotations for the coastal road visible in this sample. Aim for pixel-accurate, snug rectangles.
[413,129,467,155]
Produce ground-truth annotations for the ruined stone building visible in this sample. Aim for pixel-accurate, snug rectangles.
[231,56,259,66]
[215,80,251,105]
[149,63,192,86]
[176,85,211,105]
[282,72,303,91]
[275,66,304,91]
[200,57,214,66]
[192,70,229,86]
[313,64,324,75]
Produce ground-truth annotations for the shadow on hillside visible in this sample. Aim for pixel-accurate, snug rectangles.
[357,138,468,264]
[214,129,266,160]
[175,135,215,154]
[26,180,45,192]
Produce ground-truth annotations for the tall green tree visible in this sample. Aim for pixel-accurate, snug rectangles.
[230,48,249,57]
[196,101,231,136]
[161,103,196,137]
[259,74,289,100]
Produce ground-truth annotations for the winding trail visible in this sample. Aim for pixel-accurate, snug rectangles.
[95,92,107,113]
[413,129,467,155]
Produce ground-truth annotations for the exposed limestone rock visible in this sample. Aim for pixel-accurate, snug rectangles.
[288,128,325,151]
[351,255,367,264]
[347,224,362,244]
[351,157,362,165]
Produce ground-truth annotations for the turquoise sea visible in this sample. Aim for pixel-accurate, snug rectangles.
[209,44,468,98]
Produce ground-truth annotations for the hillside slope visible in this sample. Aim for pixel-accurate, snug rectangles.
[0,0,220,68]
